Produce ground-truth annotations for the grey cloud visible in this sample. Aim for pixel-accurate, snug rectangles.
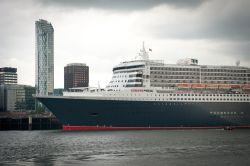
[149,0,250,41]
[37,0,206,10]
[218,42,250,62]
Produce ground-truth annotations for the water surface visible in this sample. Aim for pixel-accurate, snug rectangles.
[0,130,250,166]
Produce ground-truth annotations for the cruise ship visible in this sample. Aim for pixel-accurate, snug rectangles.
[36,43,250,131]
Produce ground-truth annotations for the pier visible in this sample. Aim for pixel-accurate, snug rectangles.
[0,112,62,130]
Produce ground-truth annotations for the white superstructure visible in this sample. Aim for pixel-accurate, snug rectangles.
[64,42,250,103]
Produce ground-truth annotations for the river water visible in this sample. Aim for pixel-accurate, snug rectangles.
[0,129,250,166]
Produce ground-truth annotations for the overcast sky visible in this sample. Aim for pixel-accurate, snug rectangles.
[0,0,249,88]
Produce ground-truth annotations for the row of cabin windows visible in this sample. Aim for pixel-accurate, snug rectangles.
[150,67,248,73]
[151,71,199,75]
[114,70,142,74]
[169,98,249,101]
[1,76,18,79]
[151,75,247,80]
[105,96,250,102]
[151,67,199,71]
[150,80,246,85]
[202,73,247,76]
[107,93,249,98]
[210,112,243,115]
[112,75,128,78]
[169,93,249,97]
[150,71,248,77]
[111,80,127,83]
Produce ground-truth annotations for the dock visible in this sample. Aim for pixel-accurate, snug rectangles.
[0,112,62,130]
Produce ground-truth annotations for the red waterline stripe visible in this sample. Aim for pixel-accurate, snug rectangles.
[63,125,250,131]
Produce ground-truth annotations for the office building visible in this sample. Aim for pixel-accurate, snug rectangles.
[0,84,36,112]
[0,67,17,85]
[35,19,54,95]
[64,63,89,90]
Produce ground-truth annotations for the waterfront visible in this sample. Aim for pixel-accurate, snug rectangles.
[0,130,250,166]
[0,112,62,130]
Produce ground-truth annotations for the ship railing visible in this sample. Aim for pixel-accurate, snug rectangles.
[65,87,105,93]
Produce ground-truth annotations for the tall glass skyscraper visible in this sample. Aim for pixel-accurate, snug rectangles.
[35,19,54,95]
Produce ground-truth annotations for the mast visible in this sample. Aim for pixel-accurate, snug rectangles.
[138,41,149,60]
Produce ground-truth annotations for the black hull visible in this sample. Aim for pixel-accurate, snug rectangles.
[36,97,250,130]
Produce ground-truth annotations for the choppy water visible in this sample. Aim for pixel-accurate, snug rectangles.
[0,130,250,166]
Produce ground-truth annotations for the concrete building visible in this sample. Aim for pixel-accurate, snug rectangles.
[35,19,54,95]
[64,63,89,90]
[0,67,17,85]
[0,84,36,112]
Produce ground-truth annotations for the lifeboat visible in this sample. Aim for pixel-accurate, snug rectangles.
[205,84,219,89]
[192,84,206,89]
[242,85,250,89]
[177,84,192,89]
[231,85,241,89]
[218,84,231,89]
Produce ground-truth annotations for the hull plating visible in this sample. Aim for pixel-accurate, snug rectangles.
[36,97,250,130]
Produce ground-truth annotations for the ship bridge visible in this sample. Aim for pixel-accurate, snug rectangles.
[106,42,153,91]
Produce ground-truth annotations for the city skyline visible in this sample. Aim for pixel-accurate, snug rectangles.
[0,0,249,88]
